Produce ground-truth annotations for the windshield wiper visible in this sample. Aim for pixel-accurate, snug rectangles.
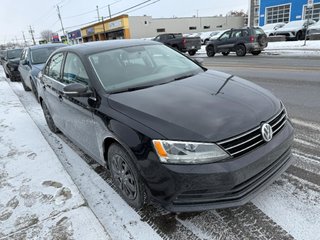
[174,74,194,81]
[110,84,156,94]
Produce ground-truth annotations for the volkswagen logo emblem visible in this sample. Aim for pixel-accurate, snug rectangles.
[261,123,273,142]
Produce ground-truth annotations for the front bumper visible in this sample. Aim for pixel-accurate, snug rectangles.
[144,121,294,212]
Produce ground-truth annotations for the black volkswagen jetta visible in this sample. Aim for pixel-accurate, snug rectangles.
[38,40,294,212]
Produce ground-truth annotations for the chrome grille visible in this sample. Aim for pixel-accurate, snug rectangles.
[218,108,287,158]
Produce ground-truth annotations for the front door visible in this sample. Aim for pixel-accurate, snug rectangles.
[59,52,100,159]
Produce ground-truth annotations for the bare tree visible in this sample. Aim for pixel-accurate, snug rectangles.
[40,30,54,42]
[228,9,247,17]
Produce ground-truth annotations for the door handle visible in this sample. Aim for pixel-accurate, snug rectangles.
[58,95,63,102]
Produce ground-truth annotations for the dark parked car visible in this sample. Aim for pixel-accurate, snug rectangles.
[153,33,201,56]
[1,48,23,81]
[18,43,66,99]
[38,40,294,212]
[206,27,268,57]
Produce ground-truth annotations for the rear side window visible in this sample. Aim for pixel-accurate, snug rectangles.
[254,28,265,35]
[231,30,242,38]
[47,53,64,81]
[63,53,89,85]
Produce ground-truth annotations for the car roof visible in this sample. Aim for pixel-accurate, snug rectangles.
[28,43,66,50]
[54,39,161,55]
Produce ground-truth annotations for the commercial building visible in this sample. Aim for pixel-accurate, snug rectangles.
[128,15,245,39]
[79,14,245,42]
[67,29,82,45]
[256,0,320,26]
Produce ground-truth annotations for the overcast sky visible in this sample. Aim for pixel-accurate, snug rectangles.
[0,0,248,44]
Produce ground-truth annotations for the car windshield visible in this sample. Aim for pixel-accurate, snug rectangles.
[31,46,62,64]
[7,49,22,59]
[89,44,204,93]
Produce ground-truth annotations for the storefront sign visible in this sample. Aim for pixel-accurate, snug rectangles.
[109,20,122,29]
[86,27,95,36]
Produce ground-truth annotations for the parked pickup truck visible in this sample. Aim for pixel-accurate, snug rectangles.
[153,33,201,56]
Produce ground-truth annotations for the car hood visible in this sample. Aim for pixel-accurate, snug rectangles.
[108,71,281,142]
[275,27,302,32]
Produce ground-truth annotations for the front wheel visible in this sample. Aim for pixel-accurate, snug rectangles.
[206,45,215,57]
[251,51,261,56]
[188,50,197,56]
[235,45,246,57]
[41,101,60,133]
[108,144,146,210]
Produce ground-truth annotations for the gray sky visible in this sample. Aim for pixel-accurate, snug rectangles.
[0,0,248,44]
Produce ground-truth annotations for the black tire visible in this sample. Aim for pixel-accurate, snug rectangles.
[235,45,246,57]
[188,50,197,56]
[296,31,303,41]
[206,45,215,57]
[252,51,261,56]
[108,143,145,209]
[5,72,9,78]
[30,78,39,102]
[41,101,60,133]
[222,51,230,56]
[21,78,31,91]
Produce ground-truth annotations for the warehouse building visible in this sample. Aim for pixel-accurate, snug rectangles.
[255,0,320,26]
[80,14,245,42]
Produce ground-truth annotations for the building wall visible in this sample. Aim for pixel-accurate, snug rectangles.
[128,16,245,39]
[259,0,320,26]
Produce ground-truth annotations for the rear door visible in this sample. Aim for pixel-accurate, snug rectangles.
[42,52,65,129]
[19,48,32,88]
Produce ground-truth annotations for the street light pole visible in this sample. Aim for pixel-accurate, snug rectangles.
[303,6,312,46]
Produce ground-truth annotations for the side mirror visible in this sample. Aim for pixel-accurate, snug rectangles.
[63,83,92,97]
[21,59,29,65]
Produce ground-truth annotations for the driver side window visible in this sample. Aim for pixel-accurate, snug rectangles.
[220,31,231,40]
[63,53,89,85]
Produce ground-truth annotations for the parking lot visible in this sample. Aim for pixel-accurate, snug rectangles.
[2,51,319,240]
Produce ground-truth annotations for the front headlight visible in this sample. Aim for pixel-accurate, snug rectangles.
[152,140,229,164]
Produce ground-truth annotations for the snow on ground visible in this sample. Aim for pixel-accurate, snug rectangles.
[266,40,320,50]
[0,69,110,239]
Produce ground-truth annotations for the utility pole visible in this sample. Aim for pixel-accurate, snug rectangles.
[102,16,107,40]
[57,5,67,40]
[22,31,27,46]
[96,5,101,21]
[29,26,36,45]
[108,5,112,19]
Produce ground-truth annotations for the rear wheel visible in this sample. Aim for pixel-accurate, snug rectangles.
[188,50,197,56]
[222,51,230,56]
[235,45,246,57]
[30,79,39,102]
[252,51,261,56]
[206,45,215,57]
[108,143,145,209]
[21,78,31,91]
[41,101,60,133]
